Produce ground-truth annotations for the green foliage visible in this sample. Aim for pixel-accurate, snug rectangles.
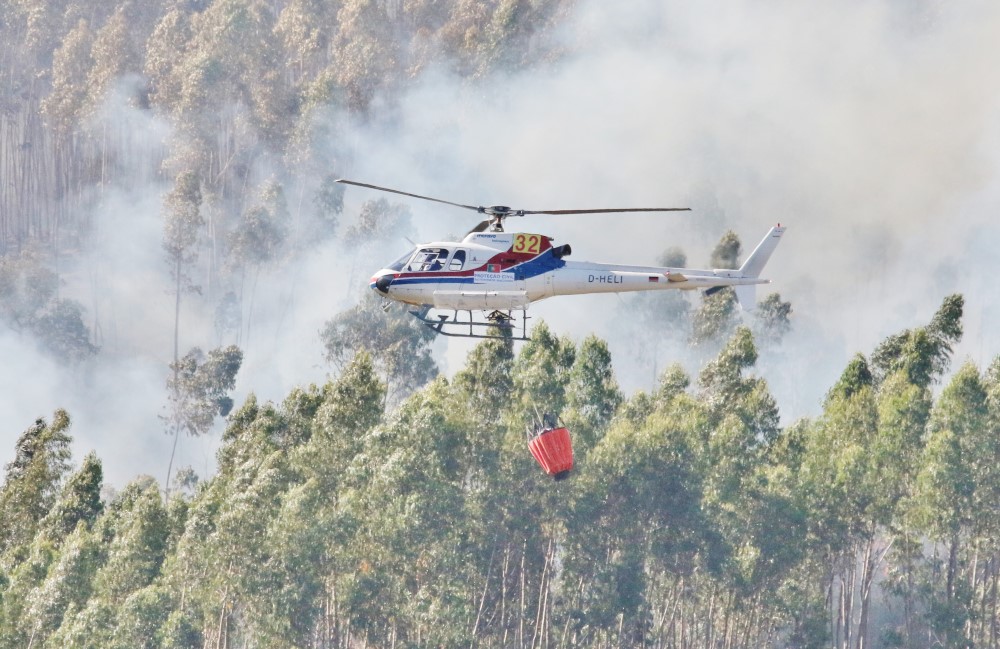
[227,179,289,271]
[0,410,73,554]
[32,299,99,363]
[23,524,102,641]
[690,286,738,348]
[162,170,203,272]
[40,19,95,136]
[38,452,104,543]
[334,0,401,111]
[312,173,344,235]
[166,345,243,438]
[871,294,964,387]
[709,230,742,269]
[912,362,986,539]
[0,249,59,332]
[563,335,623,454]
[452,335,515,425]
[341,197,413,247]
[826,352,873,404]
[512,320,575,424]
[752,292,792,347]
[321,296,437,402]
[0,251,97,362]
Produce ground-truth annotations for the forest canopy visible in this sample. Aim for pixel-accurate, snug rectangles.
[4,294,1000,649]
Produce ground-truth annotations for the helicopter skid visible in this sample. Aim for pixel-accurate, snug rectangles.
[408,306,530,340]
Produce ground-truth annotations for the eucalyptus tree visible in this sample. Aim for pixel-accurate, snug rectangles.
[41,19,94,138]
[870,293,964,387]
[0,410,72,556]
[47,477,171,649]
[275,0,339,86]
[164,391,301,649]
[511,320,575,427]
[299,351,386,492]
[451,334,515,428]
[162,169,203,368]
[86,5,141,109]
[565,389,709,646]
[341,197,412,248]
[796,355,879,649]
[335,379,478,647]
[309,173,345,240]
[0,248,59,333]
[693,327,799,642]
[751,292,792,348]
[869,368,933,644]
[561,334,623,456]
[143,7,193,113]
[911,362,988,646]
[690,231,744,351]
[21,523,102,645]
[36,452,103,544]
[333,0,401,111]
[32,299,99,363]
[0,249,96,362]
[974,356,1000,647]
[163,345,243,498]
[320,296,438,404]
[225,177,288,346]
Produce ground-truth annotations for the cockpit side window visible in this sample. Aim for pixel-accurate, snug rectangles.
[449,249,467,271]
[407,247,450,272]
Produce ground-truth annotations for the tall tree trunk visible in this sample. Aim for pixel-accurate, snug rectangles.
[164,254,183,500]
[857,532,878,649]
[948,535,959,602]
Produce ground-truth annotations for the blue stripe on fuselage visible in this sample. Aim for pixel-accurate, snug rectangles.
[513,248,566,278]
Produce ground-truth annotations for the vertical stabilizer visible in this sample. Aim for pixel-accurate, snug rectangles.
[734,225,786,311]
[739,225,786,279]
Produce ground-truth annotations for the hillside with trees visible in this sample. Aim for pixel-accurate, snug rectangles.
[1,1,998,648]
[6,295,1000,648]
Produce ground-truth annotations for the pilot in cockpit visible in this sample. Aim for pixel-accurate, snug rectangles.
[424,248,447,271]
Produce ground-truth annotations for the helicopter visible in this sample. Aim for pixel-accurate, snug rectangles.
[340,179,785,340]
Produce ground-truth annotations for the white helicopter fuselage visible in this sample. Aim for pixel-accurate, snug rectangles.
[370,226,785,312]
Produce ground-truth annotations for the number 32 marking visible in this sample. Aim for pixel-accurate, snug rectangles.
[513,234,541,254]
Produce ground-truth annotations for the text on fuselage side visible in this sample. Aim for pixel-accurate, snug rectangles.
[588,274,623,284]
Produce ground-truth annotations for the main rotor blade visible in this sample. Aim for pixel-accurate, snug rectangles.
[465,220,491,235]
[337,179,481,212]
[521,207,691,215]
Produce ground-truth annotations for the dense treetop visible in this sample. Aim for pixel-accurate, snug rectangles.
[3,294,1000,648]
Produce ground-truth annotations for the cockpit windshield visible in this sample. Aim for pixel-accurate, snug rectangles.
[386,248,417,272]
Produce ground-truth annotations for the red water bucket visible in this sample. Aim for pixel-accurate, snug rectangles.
[528,427,573,480]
